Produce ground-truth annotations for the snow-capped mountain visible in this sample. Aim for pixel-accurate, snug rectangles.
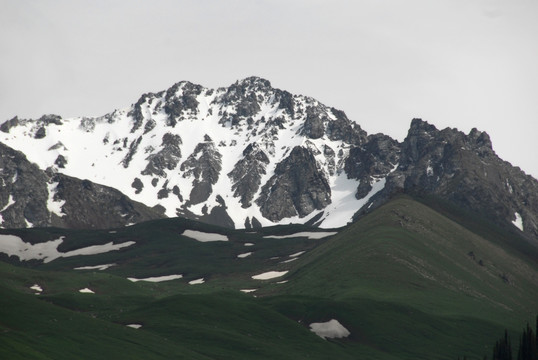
[1,77,537,244]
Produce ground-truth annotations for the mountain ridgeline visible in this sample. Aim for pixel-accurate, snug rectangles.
[0,77,537,244]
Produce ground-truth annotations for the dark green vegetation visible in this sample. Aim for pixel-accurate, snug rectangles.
[1,195,537,359]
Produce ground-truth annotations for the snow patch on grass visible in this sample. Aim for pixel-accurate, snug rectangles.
[289,251,305,257]
[0,234,134,263]
[30,284,43,293]
[252,270,288,280]
[188,278,205,285]
[181,230,228,242]
[126,324,142,329]
[240,289,257,293]
[309,319,350,339]
[237,252,252,258]
[127,274,183,282]
[79,288,95,294]
[264,231,337,240]
[74,263,116,271]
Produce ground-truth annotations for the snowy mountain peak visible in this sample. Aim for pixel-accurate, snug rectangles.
[1,79,537,244]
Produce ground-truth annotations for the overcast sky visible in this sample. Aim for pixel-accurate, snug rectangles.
[1,0,537,178]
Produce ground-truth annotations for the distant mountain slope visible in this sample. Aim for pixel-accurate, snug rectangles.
[1,77,537,244]
[0,196,536,359]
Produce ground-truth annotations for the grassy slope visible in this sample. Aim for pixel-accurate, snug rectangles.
[1,195,537,359]
[262,195,538,359]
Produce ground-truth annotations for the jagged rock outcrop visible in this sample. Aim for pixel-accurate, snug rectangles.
[228,143,270,208]
[256,146,331,221]
[142,133,182,177]
[180,135,222,205]
[359,119,538,244]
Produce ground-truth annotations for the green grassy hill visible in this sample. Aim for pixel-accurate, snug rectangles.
[1,195,537,359]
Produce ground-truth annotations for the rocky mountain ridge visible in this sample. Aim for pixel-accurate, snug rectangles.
[1,77,536,244]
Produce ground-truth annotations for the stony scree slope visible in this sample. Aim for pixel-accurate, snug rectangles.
[1,77,537,243]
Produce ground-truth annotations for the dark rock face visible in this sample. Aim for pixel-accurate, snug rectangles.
[303,107,325,139]
[228,143,270,208]
[142,133,182,177]
[51,173,165,229]
[344,133,401,198]
[0,142,163,229]
[256,146,331,221]
[121,136,142,168]
[180,136,222,205]
[326,108,368,145]
[0,142,50,228]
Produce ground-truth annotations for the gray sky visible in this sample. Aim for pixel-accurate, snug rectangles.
[1,0,537,178]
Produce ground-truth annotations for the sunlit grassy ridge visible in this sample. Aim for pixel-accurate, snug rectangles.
[1,195,537,359]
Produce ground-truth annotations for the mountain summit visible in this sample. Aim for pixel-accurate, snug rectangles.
[1,77,537,244]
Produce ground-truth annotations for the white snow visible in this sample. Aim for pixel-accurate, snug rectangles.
[0,234,135,263]
[281,257,298,263]
[240,289,257,293]
[30,284,43,293]
[252,270,288,280]
[188,278,205,285]
[0,195,15,212]
[126,324,142,329]
[512,212,524,231]
[74,263,116,271]
[263,231,337,240]
[181,230,228,242]
[46,181,66,217]
[237,252,252,258]
[127,274,183,282]
[244,242,254,247]
[289,251,305,257]
[79,288,95,294]
[309,319,350,340]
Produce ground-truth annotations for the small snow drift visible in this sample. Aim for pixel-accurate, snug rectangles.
[251,270,288,280]
[309,319,350,340]
[30,284,43,293]
[126,324,142,329]
[512,212,524,231]
[289,251,305,257]
[237,252,252,258]
[127,274,183,282]
[240,289,257,293]
[74,263,116,271]
[79,288,95,294]
[263,231,337,240]
[188,278,205,285]
[181,230,228,242]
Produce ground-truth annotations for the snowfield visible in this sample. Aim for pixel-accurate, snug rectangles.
[0,234,134,263]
